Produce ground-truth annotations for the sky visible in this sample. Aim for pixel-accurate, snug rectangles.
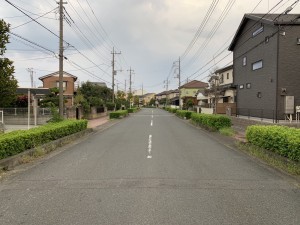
[1,0,300,94]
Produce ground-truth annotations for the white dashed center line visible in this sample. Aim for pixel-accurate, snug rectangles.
[147,134,152,159]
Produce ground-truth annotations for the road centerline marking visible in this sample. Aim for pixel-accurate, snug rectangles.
[150,120,153,126]
[147,134,152,159]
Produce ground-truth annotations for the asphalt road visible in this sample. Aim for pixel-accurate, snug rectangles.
[0,108,299,225]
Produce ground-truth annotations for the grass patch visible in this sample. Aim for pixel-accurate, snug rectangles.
[237,142,300,176]
[219,127,236,136]
[20,148,46,164]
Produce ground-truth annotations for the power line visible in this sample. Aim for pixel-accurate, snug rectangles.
[9,32,57,56]
[186,2,300,82]
[181,0,284,83]
[181,0,220,60]
[183,0,236,69]
[11,7,58,30]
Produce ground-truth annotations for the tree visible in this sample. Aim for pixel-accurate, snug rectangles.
[133,95,139,106]
[0,19,18,107]
[39,87,60,107]
[15,95,28,107]
[206,69,221,114]
[115,91,129,109]
[77,81,113,110]
[149,98,155,106]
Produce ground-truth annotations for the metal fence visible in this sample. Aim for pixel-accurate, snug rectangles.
[0,108,52,116]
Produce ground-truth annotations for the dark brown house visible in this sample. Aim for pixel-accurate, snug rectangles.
[39,71,78,107]
[229,14,300,120]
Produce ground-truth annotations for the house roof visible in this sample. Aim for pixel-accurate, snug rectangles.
[39,71,78,81]
[155,91,168,96]
[229,13,300,51]
[215,64,233,74]
[16,87,51,95]
[179,80,208,89]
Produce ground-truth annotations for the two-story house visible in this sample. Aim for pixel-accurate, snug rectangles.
[39,71,78,107]
[204,65,236,114]
[143,93,156,106]
[155,91,167,106]
[229,14,300,120]
[179,80,208,109]
[167,89,179,107]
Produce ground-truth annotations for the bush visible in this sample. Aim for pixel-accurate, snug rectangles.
[0,120,88,160]
[246,125,300,162]
[127,107,138,113]
[191,113,231,131]
[109,110,129,119]
[106,102,115,111]
[176,110,193,119]
[170,108,177,113]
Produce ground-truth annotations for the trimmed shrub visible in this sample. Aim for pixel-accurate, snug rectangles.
[127,108,138,113]
[0,120,88,160]
[176,110,193,119]
[109,110,129,119]
[191,113,231,131]
[246,125,300,162]
[165,107,177,113]
[169,108,177,113]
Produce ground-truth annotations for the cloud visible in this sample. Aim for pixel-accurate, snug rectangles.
[1,0,299,92]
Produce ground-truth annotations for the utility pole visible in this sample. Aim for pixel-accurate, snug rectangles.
[58,0,67,117]
[178,57,181,109]
[127,67,134,108]
[164,78,170,106]
[111,47,121,104]
[27,68,34,88]
[125,80,127,94]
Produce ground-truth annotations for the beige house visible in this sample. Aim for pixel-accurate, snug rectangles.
[143,93,156,105]
[179,80,208,108]
[199,65,236,114]
[39,71,77,107]
[209,65,235,104]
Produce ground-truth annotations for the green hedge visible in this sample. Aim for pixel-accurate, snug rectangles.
[165,107,177,113]
[127,108,138,113]
[0,120,88,160]
[191,113,231,131]
[246,125,300,162]
[176,110,193,119]
[109,110,129,119]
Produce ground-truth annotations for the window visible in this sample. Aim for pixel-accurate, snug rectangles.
[226,73,229,79]
[239,84,244,89]
[246,83,251,89]
[252,26,264,37]
[243,57,247,66]
[56,81,67,91]
[297,37,300,45]
[252,60,263,71]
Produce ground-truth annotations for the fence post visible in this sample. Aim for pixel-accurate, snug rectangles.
[261,109,263,121]
[248,109,250,119]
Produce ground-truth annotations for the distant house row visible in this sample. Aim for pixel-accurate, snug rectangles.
[154,13,300,120]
